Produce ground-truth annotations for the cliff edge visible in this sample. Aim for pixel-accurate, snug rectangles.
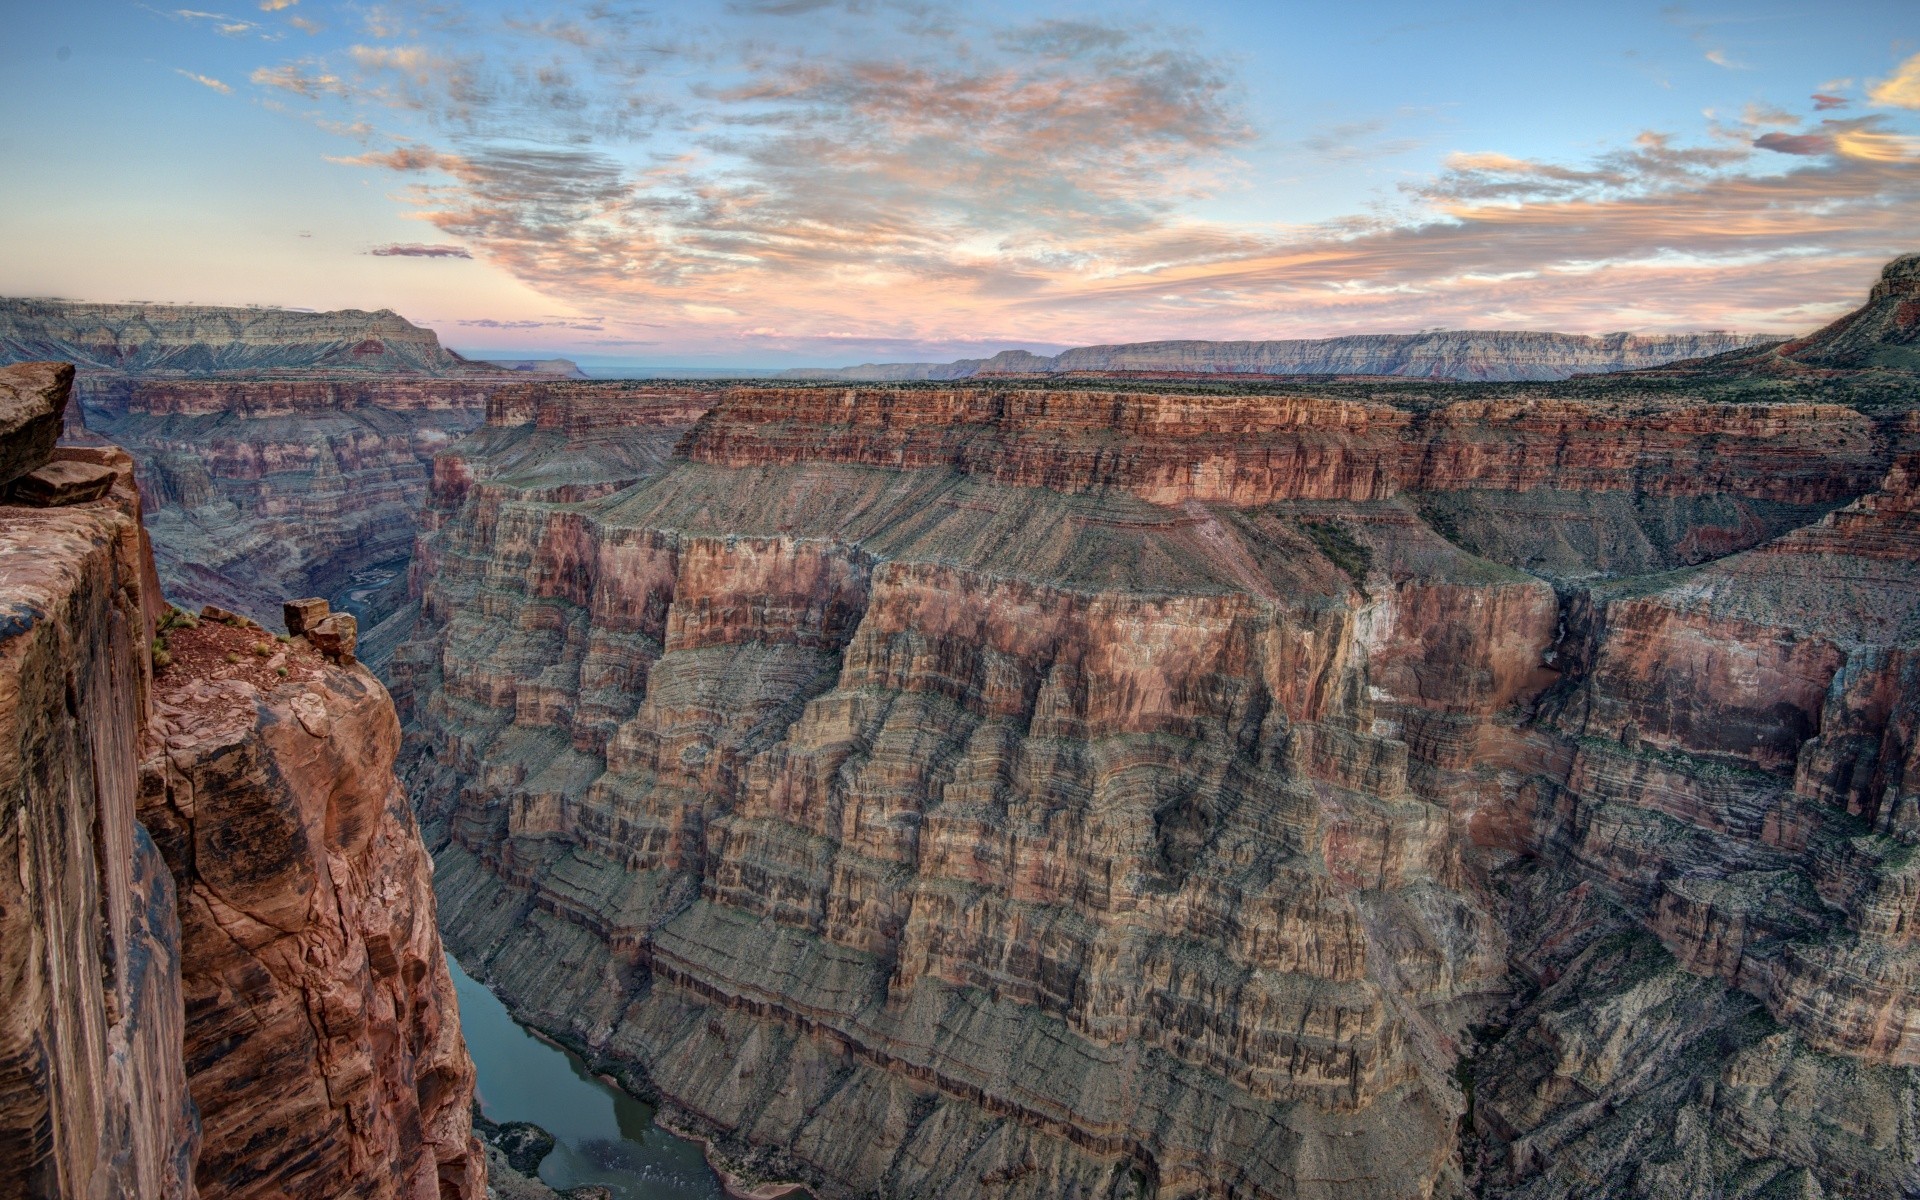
[0,362,485,1199]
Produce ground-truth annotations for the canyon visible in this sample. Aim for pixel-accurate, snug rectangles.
[395,256,1920,1199]
[2,258,1914,1199]
[0,363,487,1198]
[778,330,1780,384]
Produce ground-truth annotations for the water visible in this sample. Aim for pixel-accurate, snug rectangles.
[329,561,403,625]
[446,954,726,1199]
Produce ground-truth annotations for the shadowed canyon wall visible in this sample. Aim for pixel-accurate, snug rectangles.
[400,259,1920,1200]
[0,362,485,1200]
[0,299,530,641]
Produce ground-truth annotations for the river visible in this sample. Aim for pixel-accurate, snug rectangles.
[447,954,727,1199]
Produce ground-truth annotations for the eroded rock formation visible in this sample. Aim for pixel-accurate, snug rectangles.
[0,363,485,1199]
[141,607,482,1199]
[402,260,1920,1199]
[0,300,483,377]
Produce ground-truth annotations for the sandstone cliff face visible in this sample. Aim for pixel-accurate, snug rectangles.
[778,330,1779,384]
[401,314,1920,1200]
[141,615,483,1200]
[0,363,485,1200]
[0,373,194,1200]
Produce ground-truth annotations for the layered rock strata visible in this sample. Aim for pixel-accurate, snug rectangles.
[0,299,487,377]
[77,376,498,636]
[0,362,485,1199]
[0,365,193,1200]
[401,263,1920,1200]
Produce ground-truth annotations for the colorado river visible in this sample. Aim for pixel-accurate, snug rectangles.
[447,954,726,1199]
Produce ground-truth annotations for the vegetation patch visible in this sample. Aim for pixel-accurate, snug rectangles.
[1302,520,1372,593]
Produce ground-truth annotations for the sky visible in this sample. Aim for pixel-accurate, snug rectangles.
[1,1,1917,367]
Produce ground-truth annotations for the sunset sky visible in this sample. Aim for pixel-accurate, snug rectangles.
[2,1,1917,367]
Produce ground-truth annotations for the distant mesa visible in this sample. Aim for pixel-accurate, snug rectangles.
[469,357,589,380]
[782,329,1782,384]
[0,297,500,377]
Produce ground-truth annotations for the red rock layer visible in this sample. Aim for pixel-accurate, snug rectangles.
[684,387,1885,506]
[0,363,486,1200]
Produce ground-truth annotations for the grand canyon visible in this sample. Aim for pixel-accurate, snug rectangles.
[2,250,1914,1200]
[6,3,1920,1196]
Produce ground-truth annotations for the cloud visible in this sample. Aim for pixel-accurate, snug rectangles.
[1812,92,1849,111]
[153,6,267,36]
[250,61,344,96]
[175,69,232,94]
[327,144,450,170]
[243,1,1920,351]
[259,0,296,9]
[1704,48,1748,70]
[1869,53,1920,109]
[1754,131,1831,155]
[367,243,471,257]
[458,317,604,329]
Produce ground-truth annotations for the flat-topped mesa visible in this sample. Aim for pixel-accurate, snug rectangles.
[783,328,1780,383]
[483,380,721,434]
[683,385,1885,506]
[0,298,485,377]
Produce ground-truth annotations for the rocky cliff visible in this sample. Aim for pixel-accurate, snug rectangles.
[0,362,485,1199]
[402,259,1920,1200]
[780,330,1779,384]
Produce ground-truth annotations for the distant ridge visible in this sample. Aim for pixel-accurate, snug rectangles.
[781,329,1781,384]
[0,297,494,376]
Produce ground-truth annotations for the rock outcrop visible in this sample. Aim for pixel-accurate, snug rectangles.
[0,371,193,1200]
[0,363,486,1199]
[402,259,1920,1200]
[77,376,498,641]
[780,330,1779,384]
[141,606,482,1199]
[0,300,489,377]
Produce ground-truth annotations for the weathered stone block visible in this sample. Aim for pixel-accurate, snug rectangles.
[0,361,70,487]
[283,597,331,636]
[308,611,358,664]
[8,459,117,506]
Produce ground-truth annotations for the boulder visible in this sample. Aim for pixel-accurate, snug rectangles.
[8,458,117,506]
[283,596,331,636]
[307,611,358,665]
[0,361,71,487]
